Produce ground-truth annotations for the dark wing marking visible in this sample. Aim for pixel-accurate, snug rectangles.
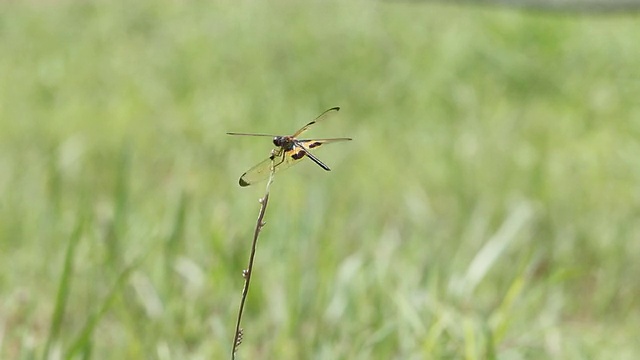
[292,107,340,138]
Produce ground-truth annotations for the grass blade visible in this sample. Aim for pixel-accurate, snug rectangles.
[42,215,85,359]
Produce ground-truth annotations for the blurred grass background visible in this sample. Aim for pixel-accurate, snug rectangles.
[1,0,640,358]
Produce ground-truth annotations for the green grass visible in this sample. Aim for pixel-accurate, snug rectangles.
[2,0,640,358]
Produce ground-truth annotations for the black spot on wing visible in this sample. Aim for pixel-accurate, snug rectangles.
[308,141,322,149]
[291,150,306,160]
[239,174,250,187]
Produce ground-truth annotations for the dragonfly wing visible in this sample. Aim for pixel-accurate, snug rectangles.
[294,138,352,171]
[226,132,280,137]
[239,149,301,187]
[292,107,341,137]
[297,138,352,148]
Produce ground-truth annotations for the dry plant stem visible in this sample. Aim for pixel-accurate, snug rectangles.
[231,158,276,360]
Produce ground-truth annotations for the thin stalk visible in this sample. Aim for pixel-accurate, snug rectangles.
[231,159,276,360]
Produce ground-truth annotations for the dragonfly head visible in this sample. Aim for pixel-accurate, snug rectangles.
[273,136,290,147]
[273,136,295,151]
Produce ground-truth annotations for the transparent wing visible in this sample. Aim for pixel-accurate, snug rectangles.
[238,138,351,187]
[292,107,341,137]
[238,148,299,187]
[226,132,280,137]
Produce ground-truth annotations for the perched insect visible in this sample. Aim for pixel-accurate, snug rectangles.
[227,107,352,187]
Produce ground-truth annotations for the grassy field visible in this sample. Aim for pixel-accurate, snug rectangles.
[2,0,640,358]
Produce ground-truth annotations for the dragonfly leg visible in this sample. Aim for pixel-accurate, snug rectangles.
[270,149,286,171]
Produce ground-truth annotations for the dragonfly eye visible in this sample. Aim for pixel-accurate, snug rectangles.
[273,137,282,146]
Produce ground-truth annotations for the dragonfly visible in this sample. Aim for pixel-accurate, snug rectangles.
[227,106,352,187]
